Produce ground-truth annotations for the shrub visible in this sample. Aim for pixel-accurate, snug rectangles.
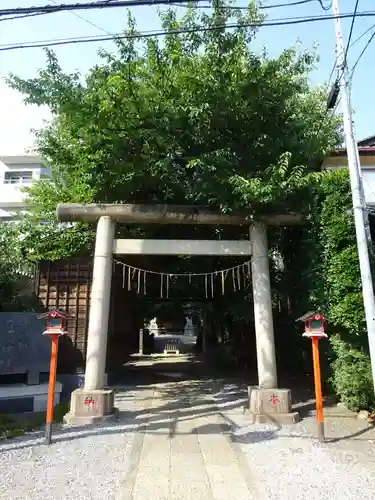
[330,335,375,412]
[53,401,69,422]
[308,170,375,411]
[0,413,14,426]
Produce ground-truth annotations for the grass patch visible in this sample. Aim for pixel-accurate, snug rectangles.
[0,413,43,440]
[0,401,70,441]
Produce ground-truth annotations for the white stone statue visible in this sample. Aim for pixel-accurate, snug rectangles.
[147,317,159,336]
[184,316,194,336]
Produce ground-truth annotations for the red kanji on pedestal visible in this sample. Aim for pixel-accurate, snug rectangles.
[269,394,280,406]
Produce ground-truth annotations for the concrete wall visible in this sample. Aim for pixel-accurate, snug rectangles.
[0,312,50,378]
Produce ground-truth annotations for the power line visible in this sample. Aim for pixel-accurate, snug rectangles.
[349,20,375,47]
[350,29,375,79]
[0,0,356,23]
[216,0,324,9]
[334,94,341,112]
[2,11,375,52]
[0,0,340,18]
[48,0,113,36]
[344,0,360,65]
[168,0,331,10]
[0,30,143,48]
[332,0,360,94]
[327,0,363,103]
[0,12,47,22]
[333,0,360,89]
[0,0,208,17]
[316,0,332,10]
[327,20,375,86]
[327,63,336,86]
[0,11,355,47]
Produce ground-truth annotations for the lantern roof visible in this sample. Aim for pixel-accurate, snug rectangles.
[37,308,73,320]
[296,311,326,322]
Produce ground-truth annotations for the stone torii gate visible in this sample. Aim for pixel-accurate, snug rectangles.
[57,204,300,425]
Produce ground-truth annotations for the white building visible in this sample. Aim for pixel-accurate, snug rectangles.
[0,155,50,220]
[322,134,375,206]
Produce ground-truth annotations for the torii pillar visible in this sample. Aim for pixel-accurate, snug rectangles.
[65,216,117,424]
[251,221,278,389]
[248,222,299,424]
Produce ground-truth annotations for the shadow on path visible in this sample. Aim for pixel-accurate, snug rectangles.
[2,355,374,451]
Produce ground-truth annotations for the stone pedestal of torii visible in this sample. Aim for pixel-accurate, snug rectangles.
[56,204,300,425]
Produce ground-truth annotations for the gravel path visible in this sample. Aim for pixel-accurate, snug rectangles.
[2,373,375,500]
[218,386,375,500]
[0,386,151,500]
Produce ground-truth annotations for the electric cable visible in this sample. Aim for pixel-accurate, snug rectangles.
[0,0,208,17]
[48,0,113,35]
[327,21,374,86]
[316,0,331,10]
[348,20,375,47]
[169,0,331,10]
[0,12,349,48]
[333,0,360,89]
[344,0,360,65]
[2,11,375,52]
[334,95,341,112]
[327,63,336,86]
[0,0,349,17]
[327,1,362,108]
[0,12,47,22]
[350,28,375,79]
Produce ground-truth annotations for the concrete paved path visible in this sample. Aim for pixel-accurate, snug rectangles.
[118,378,262,500]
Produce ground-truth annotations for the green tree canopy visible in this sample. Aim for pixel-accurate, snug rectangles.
[8,2,340,259]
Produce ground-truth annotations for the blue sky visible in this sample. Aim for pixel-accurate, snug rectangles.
[0,0,374,154]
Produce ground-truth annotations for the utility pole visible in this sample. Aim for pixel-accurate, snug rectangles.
[353,129,373,251]
[332,0,375,393]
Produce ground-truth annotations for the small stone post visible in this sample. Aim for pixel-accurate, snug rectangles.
[139,328,144,355]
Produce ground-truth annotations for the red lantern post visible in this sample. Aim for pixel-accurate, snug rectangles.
[297,311,328,443]
[37,309,72,445]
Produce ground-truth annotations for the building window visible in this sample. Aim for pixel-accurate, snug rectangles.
[4,171,33,185]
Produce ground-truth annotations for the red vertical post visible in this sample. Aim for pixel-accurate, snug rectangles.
[311,337,325,442]
[45,334,59,445]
